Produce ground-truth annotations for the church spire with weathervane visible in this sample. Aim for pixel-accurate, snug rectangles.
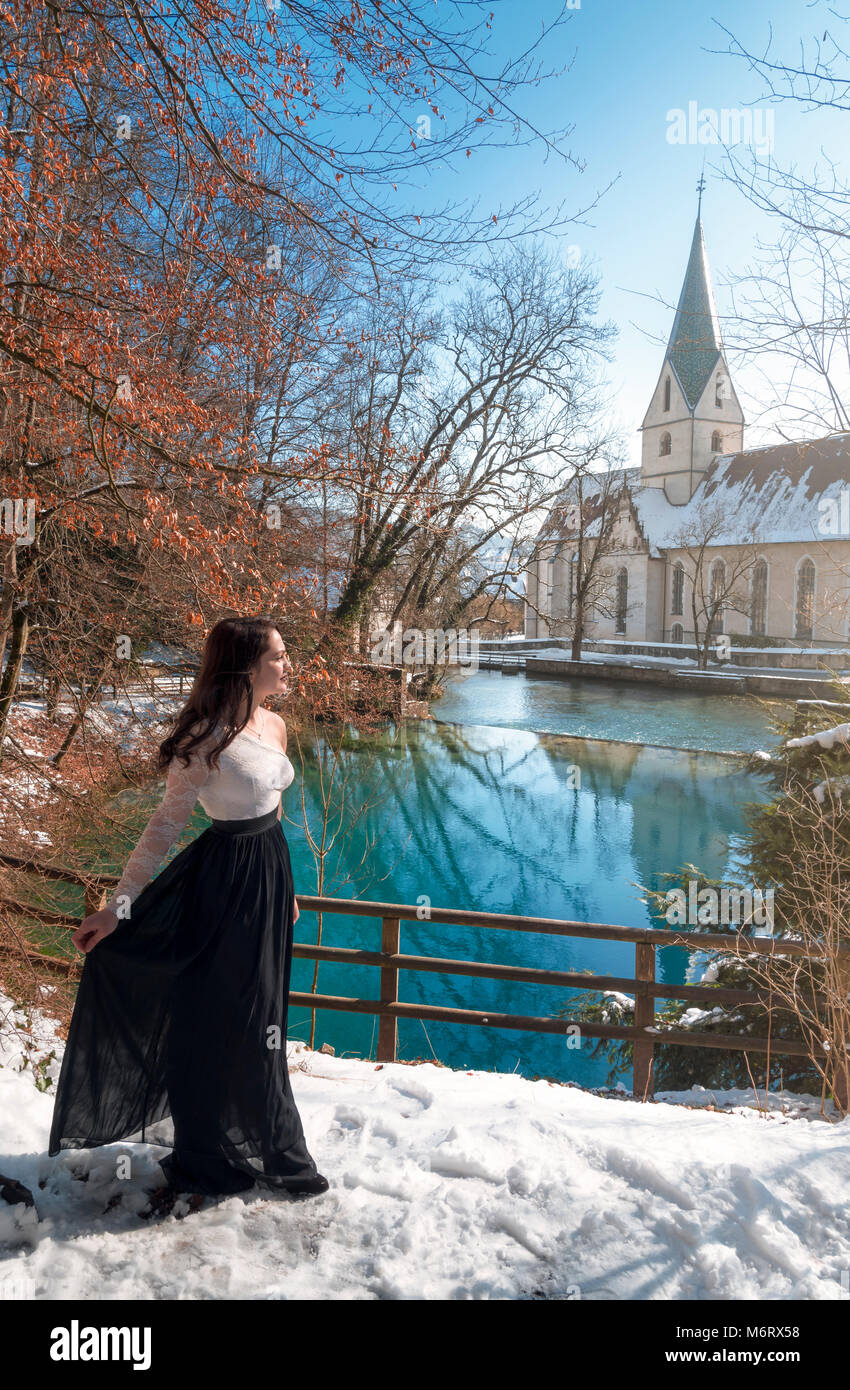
[639,178,744,504]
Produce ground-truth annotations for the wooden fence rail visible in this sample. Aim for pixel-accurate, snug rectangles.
[1,855,847,1102]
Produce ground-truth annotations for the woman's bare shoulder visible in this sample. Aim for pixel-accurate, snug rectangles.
[265,709,287,752]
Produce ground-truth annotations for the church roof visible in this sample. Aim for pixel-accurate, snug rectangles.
[665,217,724,409]
[544,435,850,554]
[539,467,638,544]
[662,434,850,546]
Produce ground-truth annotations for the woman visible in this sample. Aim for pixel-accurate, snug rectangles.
[48,616,328,1212]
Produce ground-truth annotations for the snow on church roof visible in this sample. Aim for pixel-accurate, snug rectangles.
[538,466,639,544]
[654,434,850,548]
[542,435,850,555]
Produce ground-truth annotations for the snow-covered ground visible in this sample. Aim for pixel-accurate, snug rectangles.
[0,695,186,855]
[516,649,844,680]
[2,992,849,1301]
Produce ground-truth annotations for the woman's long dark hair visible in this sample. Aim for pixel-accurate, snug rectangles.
[158,616,281,771]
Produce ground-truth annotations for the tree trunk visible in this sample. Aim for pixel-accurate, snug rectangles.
[313,567,381,662]
[52,657,113,766]
[0,606,30,754]
[833,954,850,1118]
[46,676,60,721]
[0,540,19,679]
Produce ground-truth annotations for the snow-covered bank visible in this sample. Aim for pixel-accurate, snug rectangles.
[0,694,186,856]
[523,648,838,679]
[2,993,849,1301]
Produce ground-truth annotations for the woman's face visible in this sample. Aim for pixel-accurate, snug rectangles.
[251,630,292,701]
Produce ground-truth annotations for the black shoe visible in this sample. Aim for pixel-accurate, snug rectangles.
[282,1172,329,1197]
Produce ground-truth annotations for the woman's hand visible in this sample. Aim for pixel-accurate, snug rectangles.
[72,907,120,954]
[292,897,300,925]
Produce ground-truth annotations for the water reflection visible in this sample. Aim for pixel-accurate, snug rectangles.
[284,719,769,1087]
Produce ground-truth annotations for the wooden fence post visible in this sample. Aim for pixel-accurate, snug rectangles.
[378,916,400,1063]
[633,941,656,1100]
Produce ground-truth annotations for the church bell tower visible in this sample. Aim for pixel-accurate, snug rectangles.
[640,185,744,504]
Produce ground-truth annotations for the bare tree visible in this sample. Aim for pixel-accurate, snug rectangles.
[526,464,628,660]
[668,502,760,669]
[317,241,618,657]
[714,7,850,437]
[725,206,850,440]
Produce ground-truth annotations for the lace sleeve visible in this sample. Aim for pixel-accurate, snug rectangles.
[103,740,213,920]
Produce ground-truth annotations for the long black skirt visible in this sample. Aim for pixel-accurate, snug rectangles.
[48,806,319,1196]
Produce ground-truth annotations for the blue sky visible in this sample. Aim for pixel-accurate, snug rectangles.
[374,0,846,467]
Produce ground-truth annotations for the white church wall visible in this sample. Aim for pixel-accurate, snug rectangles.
[640,367,692,489]
[524,562,539,638]
[692,366,744,466]
[663,541,850,645]
[587,552,653,640]
[644,557,666,640]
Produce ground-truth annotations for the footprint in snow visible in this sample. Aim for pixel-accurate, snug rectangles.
[388,1077,433,1112]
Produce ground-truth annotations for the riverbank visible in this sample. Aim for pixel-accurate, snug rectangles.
[0,695,189,1024]
[3,986,848,1300]
[480,648,849,700]
[529,655,844,699]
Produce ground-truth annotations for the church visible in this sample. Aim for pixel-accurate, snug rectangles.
[524,210,850,649]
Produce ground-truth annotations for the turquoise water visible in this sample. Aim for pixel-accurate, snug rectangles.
[102,677,778,1088]
[432,668,789,753]
[280,713,771,1087]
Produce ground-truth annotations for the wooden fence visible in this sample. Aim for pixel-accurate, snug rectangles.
[1,853,846,1103]
[20,661,414,716]
[477,652,526,673]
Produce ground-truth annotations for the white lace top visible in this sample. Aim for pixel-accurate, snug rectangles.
[104,723,296,918]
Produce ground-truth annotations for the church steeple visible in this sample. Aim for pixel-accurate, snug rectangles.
[639,196,744,504]
[665,215,724,411]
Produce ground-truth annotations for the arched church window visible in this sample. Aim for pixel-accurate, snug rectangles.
[711,430,723,452]
[659,432,672,457]
[709,558,726,635]
[671,623,684,644]
[715,374,724,407]
[671,561,684,616]
[750,558,768,636]
[663,376,671,412]
[615,568,628,634]
[795,558,815,641]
